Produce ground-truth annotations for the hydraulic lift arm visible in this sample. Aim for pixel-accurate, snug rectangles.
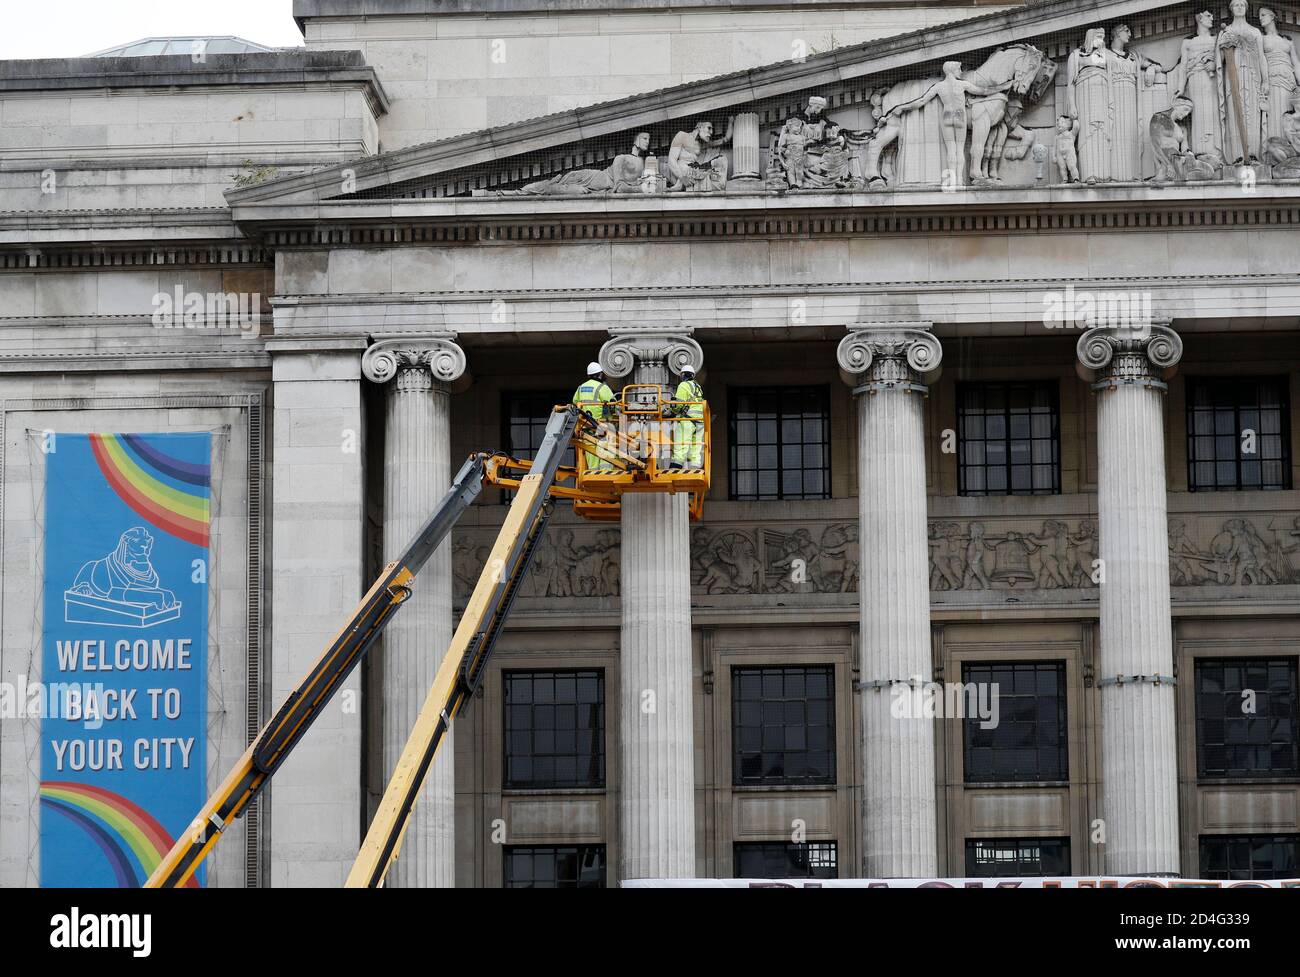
[144,453,491,888]
[345,406,582,887]
[149,397,672,889]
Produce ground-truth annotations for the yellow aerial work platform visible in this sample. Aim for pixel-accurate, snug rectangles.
[146,394,709,889]
[489,383,710,521]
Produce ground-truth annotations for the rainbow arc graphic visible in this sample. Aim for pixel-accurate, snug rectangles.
[87,433,210,546]
[39,781,199,887]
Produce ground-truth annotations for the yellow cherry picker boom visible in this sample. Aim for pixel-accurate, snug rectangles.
[147,386,709,888]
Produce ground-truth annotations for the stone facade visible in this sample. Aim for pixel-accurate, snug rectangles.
[1,0,1299,887]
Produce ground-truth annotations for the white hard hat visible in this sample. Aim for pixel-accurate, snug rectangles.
[586,361,602,377]
[681,365,696,378]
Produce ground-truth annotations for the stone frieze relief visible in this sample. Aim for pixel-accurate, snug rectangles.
[450,510,1300,604]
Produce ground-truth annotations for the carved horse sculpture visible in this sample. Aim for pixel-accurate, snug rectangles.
[864,44,1057,188]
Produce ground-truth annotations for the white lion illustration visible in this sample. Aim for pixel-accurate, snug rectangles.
[69,526,177,612]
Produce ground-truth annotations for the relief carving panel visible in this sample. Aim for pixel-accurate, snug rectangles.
[450,502,1299,608]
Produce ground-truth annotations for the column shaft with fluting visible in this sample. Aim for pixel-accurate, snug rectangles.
[838,324,942,877]
[619,492,694,878]
[599,330,703,880]
[1079,325,1183,876]
[730,112,760,180]
[363,336,467,888]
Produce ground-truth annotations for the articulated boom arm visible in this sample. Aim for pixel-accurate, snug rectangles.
[144,450,492,888]
[148,397,700,888]
[346,406,587,886]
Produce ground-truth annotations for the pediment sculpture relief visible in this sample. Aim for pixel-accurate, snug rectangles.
[469,11,1300,200]
[862,46,1057,188]
[1055,5,1300,186]
[493,132,653,196]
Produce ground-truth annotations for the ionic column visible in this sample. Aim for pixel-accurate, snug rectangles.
[598,328,703,880]
[1076,323,1183,876]
[837,323,942,878]
[362,335,468,888]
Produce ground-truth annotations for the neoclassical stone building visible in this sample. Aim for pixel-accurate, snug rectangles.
[1,0,1298,887]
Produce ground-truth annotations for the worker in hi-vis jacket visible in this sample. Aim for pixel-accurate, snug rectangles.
[573,361,615,470]
[669,366,704,470]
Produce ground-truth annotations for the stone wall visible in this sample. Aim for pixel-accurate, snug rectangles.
[0,52,386,212]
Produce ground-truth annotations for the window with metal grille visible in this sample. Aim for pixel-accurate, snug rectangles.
[957,381,1060,495]
[962,661,1068,783]
[1195,658,1299,779]
[729,386,830,500]
[501,391,574,500]
[965,838,1071,877]
[503,845,606,888]
[1186,377,1291,491]
[504,670,605,789]
[1199,834,1300,881]
[732,665,835,786]
[734,842,838,879]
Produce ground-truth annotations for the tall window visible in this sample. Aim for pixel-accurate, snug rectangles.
[1199,835,1300,881]
[1186,377,1291,491]
[503,845,606,888]
[965,838,1071,877]
[732,665,835,786]
[503,670,605,789]
[502,391,574,498]
[962,662,1068,783]
[957,381,1060,495]
[1195,658,1299,779]
[729,386,830,500]
[734,842,838,880]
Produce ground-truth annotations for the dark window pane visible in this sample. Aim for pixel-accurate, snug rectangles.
[504,670,606,789]
[965,837,1071,877]
[1186,377,1291,491]
[730,385,831,500]
[1196,658,1299,779]
[962,662,1068,783]
[732,665,836,786]
[1199,835,1300,881]
[504,845,606,888]
[735,842,838,879]
[957,381,1060,497]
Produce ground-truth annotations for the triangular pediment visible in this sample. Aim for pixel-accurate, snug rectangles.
[228,0,1300,210]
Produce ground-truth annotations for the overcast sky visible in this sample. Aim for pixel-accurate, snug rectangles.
[0,0,305,60]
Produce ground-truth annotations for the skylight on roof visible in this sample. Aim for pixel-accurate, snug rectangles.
[84,36,276,58]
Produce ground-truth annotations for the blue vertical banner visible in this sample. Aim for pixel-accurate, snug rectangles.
[40,432,210,887]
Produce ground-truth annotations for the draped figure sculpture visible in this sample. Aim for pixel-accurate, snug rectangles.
[1263,89,1300,175]
[1172,11,1226,156]
[1067,28,1113,183]
[1260,7,1300,141]
[1217,0,1270,162]
[1106,25,1153,180]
